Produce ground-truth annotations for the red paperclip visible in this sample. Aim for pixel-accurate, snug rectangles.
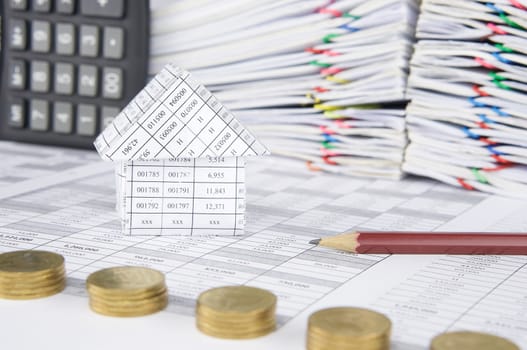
[487,23,507,35]
[318,7,342,17]
[305,47,324,54]
[509,0,526,10]
[322,156,338,165]
[472,85,490,97]
[479,137,497,145]
[457,178,475,190]
[306,161,322,172]
[475,57,497,70]
[320,125,336,135]
[321,67,343,75]
[314,86,329,93]
[334,120,351,129]
[492,154,511,164]
[482,164,513,172]
[321,148,338,157]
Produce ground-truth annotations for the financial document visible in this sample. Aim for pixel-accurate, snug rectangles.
[0,141,526,350]
[93,64,268,236]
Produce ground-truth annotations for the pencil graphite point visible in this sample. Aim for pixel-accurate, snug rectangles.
[309,239,321,245]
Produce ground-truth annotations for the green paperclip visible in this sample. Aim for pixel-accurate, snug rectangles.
[309,60,332,68]
[322,33,340,44]
[471,168,488,184]
[494,43,514,53]
[321,141,336,149]
[493,79,511,90]
[343,13,361,19]
[489,71,506,81]
[499,13,523,29]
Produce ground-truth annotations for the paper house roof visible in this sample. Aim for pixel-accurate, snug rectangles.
[94,64,269,161]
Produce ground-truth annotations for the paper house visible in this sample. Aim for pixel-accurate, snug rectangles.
[94,64,269,236]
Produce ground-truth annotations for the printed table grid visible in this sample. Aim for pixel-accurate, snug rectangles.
[124,158,245,236]
[100,65,265,161]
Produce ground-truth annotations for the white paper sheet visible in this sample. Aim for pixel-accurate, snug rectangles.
[0,141,526,349]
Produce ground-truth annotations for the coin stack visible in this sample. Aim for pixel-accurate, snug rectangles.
[86,266,168,317]
[307,307,391,350]
[196,285,277,339]
[0,250,66,300]
[431,331,520,350]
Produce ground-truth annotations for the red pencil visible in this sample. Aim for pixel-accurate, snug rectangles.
[309,232,527,254]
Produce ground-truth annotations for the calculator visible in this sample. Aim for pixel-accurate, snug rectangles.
[0,0,149,149]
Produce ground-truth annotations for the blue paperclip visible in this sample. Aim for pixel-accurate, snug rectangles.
[486,3,503,13]
[492,106,509,117]
[323,134,339,143]
[478,114,495,124]
[462,127,479,139]
[492,51,512,64]
[487,145,504,155]
[468,97,487,108]
[338,23,360,32]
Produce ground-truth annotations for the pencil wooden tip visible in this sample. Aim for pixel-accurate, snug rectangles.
[309,238,321,245]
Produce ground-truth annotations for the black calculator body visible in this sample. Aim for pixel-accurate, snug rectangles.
[0,0,149,149]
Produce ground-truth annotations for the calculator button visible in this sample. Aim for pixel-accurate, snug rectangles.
[56,23,76,56]
[79,25,99,57]
[77,105,97,136]
[80,0,124,18]
[57,0,75,14]
[33,0,51,12]
[8,99,26,128]
[78,65,98,97]
[101,106,119,128]
[30,61,50,92]
[102,67,123,99]
[29,100,49,131]
[53,102,74,133]
[32,21,51,53]
[8,60,26,90]
[8,19,27,50]
[103,27,124,59]
[9,0,27,10]
[54,63,75,95]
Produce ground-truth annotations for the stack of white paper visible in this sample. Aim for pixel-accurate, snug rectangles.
[148,0,418,179]
[404,0,527,197]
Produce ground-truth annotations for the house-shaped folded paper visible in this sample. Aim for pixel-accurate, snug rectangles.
[94,64,269,236]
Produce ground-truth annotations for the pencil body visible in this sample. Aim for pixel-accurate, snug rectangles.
[313,232,527,255]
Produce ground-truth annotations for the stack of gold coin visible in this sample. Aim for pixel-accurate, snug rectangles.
[196,285,277,339]
[431,331,520,350]
[0,250,66,299]
[307,307,391,350]
[86,266,168,317]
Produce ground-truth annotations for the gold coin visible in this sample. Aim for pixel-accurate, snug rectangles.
[89,292,168,317]
[87,284,167,301]
[89,288,168,308]
[431,331,520,350]
[307,307,391,350]
[0,279,66,300]
[86,266,166,296]
[196,286,277,339]
[309,307,391,338]
[196,323,276,339]
[0,250,65,300]
[0,250,64,275]
[86,266,168,317]
[198,286,276,315]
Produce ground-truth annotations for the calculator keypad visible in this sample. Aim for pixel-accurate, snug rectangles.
[1,0,149,148]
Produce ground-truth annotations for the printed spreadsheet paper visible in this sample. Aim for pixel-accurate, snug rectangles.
[93,64,268,161]
[93,64,268,235]
[0,141,526,350]
[117,157,246,236]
